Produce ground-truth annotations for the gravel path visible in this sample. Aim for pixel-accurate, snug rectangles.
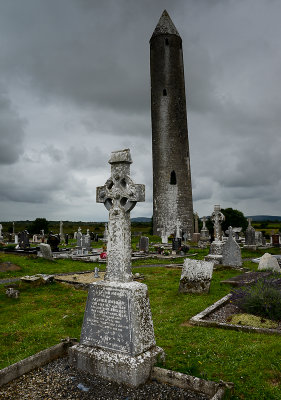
[0,357,209,400]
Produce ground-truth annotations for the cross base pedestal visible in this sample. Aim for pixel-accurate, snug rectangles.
[69,344,164,387]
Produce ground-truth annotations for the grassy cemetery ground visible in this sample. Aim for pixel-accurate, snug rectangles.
[1,246,281,399]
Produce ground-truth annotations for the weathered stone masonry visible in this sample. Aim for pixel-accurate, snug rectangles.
[150,10,193,237]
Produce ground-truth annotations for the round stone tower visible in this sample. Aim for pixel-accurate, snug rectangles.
[150,10,193,238]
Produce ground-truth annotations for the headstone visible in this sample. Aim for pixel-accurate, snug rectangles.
[76,227,82,247]
[0,224,3,240]
[258,253,281,272]
[211,205,225,241]
[18,230,30,249]
[255,231,263,247]
[198,216,210,247]
[39,243,53,260]
[69,149,163,387]
[14,234,18,244]
[271,234,280,248]
[47,233,60,252]
[139,236,149,253]
[222,227,242,267]
[94,267,100,278]
[245,218,256,248]
[65,233,69,245]
[179,259,214,293]
[74,231,77,240]
[60,221,65,242]
[172,238,181,251]
[84,229,91,251]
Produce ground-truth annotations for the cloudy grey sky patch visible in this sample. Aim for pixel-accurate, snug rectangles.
[0,0,280,222]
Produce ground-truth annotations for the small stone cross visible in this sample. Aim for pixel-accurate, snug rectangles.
[211,205,225,241]
[96,149,145,282]
[201,216,207,229]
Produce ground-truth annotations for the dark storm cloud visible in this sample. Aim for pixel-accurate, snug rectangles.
[0,91,25,165]
[0,0,281,219]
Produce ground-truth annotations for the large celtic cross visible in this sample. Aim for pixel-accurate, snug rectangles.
[96,149,145,282]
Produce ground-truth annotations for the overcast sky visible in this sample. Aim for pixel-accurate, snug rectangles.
[0,0,280,222]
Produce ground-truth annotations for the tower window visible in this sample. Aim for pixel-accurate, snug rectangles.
[170,170,177,185]
[165,38,169,46]
[163,88,167,96]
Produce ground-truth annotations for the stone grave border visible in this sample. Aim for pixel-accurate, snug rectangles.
[190,294,281,335]
[0,340,232,399]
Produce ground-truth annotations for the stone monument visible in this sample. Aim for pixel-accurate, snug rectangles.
[69,149,163,387]
[192,213,200,243]
[271,234,280,248]
[139,236,149,253]
[47,232,60,252]
[0,224,3,241]
[76,227,82,247]
[150,10,194,239]
[59,221,65,242]
[222,227,242,267]
[244,218,256,249]
[18,230,30,249]
[258,253,281,272]
[179,259,214,293]
[39,243,53,260]
[198,217,210,248]
[211,205,225,241]
[205,206,225,264]
[84,229,91,251]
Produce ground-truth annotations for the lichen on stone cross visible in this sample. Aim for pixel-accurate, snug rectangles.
[211,205,225,241]
[96,149,145,282]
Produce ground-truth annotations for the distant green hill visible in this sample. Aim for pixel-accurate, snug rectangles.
[247,215,281,222]
[131,217,151,223]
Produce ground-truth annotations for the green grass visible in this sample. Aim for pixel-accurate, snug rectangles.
[0,253,105,279]
[1,252,281,398]
[0,282,88,368]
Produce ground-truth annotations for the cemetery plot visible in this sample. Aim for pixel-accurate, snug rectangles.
[190,271,281,335]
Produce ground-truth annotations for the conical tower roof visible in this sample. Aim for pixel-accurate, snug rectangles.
[151,10,180,39]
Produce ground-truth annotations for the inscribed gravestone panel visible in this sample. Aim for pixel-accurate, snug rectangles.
[80,284,132,354]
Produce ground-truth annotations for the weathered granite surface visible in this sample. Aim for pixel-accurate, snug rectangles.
[258,253,281,272]
[39,243,53,260]
[222,227,242,267]
[179,259,214,293]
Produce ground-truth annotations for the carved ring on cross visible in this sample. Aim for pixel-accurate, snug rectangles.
[98,175,138,213]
